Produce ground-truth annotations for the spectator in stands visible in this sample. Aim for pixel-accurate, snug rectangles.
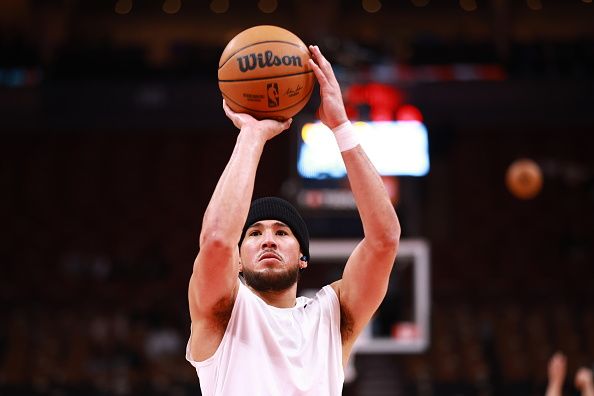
[575,367,594,396]
[547,352,567,396]
[546,352,594,396]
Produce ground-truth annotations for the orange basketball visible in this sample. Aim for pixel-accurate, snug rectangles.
[218,25,315,121]
[505,158,543,200]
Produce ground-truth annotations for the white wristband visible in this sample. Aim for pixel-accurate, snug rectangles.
[332,121,360,152]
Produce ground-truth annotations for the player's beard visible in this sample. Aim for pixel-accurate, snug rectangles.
[242,262,301,292]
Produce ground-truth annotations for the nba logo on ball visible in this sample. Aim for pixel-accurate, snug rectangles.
[267,83,279,107]
[218,25,315,120]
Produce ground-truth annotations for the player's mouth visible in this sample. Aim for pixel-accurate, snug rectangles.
[258,251,282,262]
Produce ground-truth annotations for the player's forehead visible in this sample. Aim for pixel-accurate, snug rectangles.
[247,220,289,230]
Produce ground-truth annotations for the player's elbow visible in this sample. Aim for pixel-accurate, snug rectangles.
[371,225,400,254]
[198,229,237,258]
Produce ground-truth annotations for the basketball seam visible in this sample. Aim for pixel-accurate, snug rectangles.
[218,40,309,70]
[219,70,314,83]
[221,82,315,114]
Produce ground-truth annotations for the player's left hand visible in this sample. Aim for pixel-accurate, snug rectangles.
[308,45,349,130]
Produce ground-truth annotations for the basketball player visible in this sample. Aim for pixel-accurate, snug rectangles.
[186,45,400,395]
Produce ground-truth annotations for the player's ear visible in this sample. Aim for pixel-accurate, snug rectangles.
[299,253,308,269]
[237,246,243,272]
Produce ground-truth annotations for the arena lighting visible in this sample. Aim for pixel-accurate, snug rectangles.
[362,0,382,13]
[396,104,423,122]
[527,0,543,11]
[298,120,430,178]
[114,0,132,14]
[210,0,229,13]
[0,67,43,87]
[459,0,477,12]
[258,0,277,13]
[162,0,181,14]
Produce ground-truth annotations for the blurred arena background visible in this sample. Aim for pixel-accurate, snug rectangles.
[1,1,593,395]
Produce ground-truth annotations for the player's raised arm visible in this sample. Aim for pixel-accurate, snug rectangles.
[189,101,292,326]
[309,45,401,351]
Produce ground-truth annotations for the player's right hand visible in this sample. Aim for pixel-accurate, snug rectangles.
[223,99,292,142]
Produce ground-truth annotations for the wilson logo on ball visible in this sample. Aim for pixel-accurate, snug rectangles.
[236,50,302,72]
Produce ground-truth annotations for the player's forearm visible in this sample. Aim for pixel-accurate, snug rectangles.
[342,146,400,248]
[200,129,266,247]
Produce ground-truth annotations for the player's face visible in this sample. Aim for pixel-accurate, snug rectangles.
[240,220,303,292]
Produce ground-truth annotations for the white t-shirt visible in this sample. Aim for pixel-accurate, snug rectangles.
[186,281,344,396]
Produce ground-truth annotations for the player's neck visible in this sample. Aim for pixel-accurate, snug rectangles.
[250,284,298,308]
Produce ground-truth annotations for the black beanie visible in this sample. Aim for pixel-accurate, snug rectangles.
[239,197,310,261]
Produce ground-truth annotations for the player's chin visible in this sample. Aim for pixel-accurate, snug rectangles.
[243,266,300,292]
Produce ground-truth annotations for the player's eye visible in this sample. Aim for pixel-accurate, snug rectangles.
[276,230,288,236]
[249,230,261,236]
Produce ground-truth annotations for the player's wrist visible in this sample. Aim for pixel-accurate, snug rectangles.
[238,126,268,147]
[332,121,360,152]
